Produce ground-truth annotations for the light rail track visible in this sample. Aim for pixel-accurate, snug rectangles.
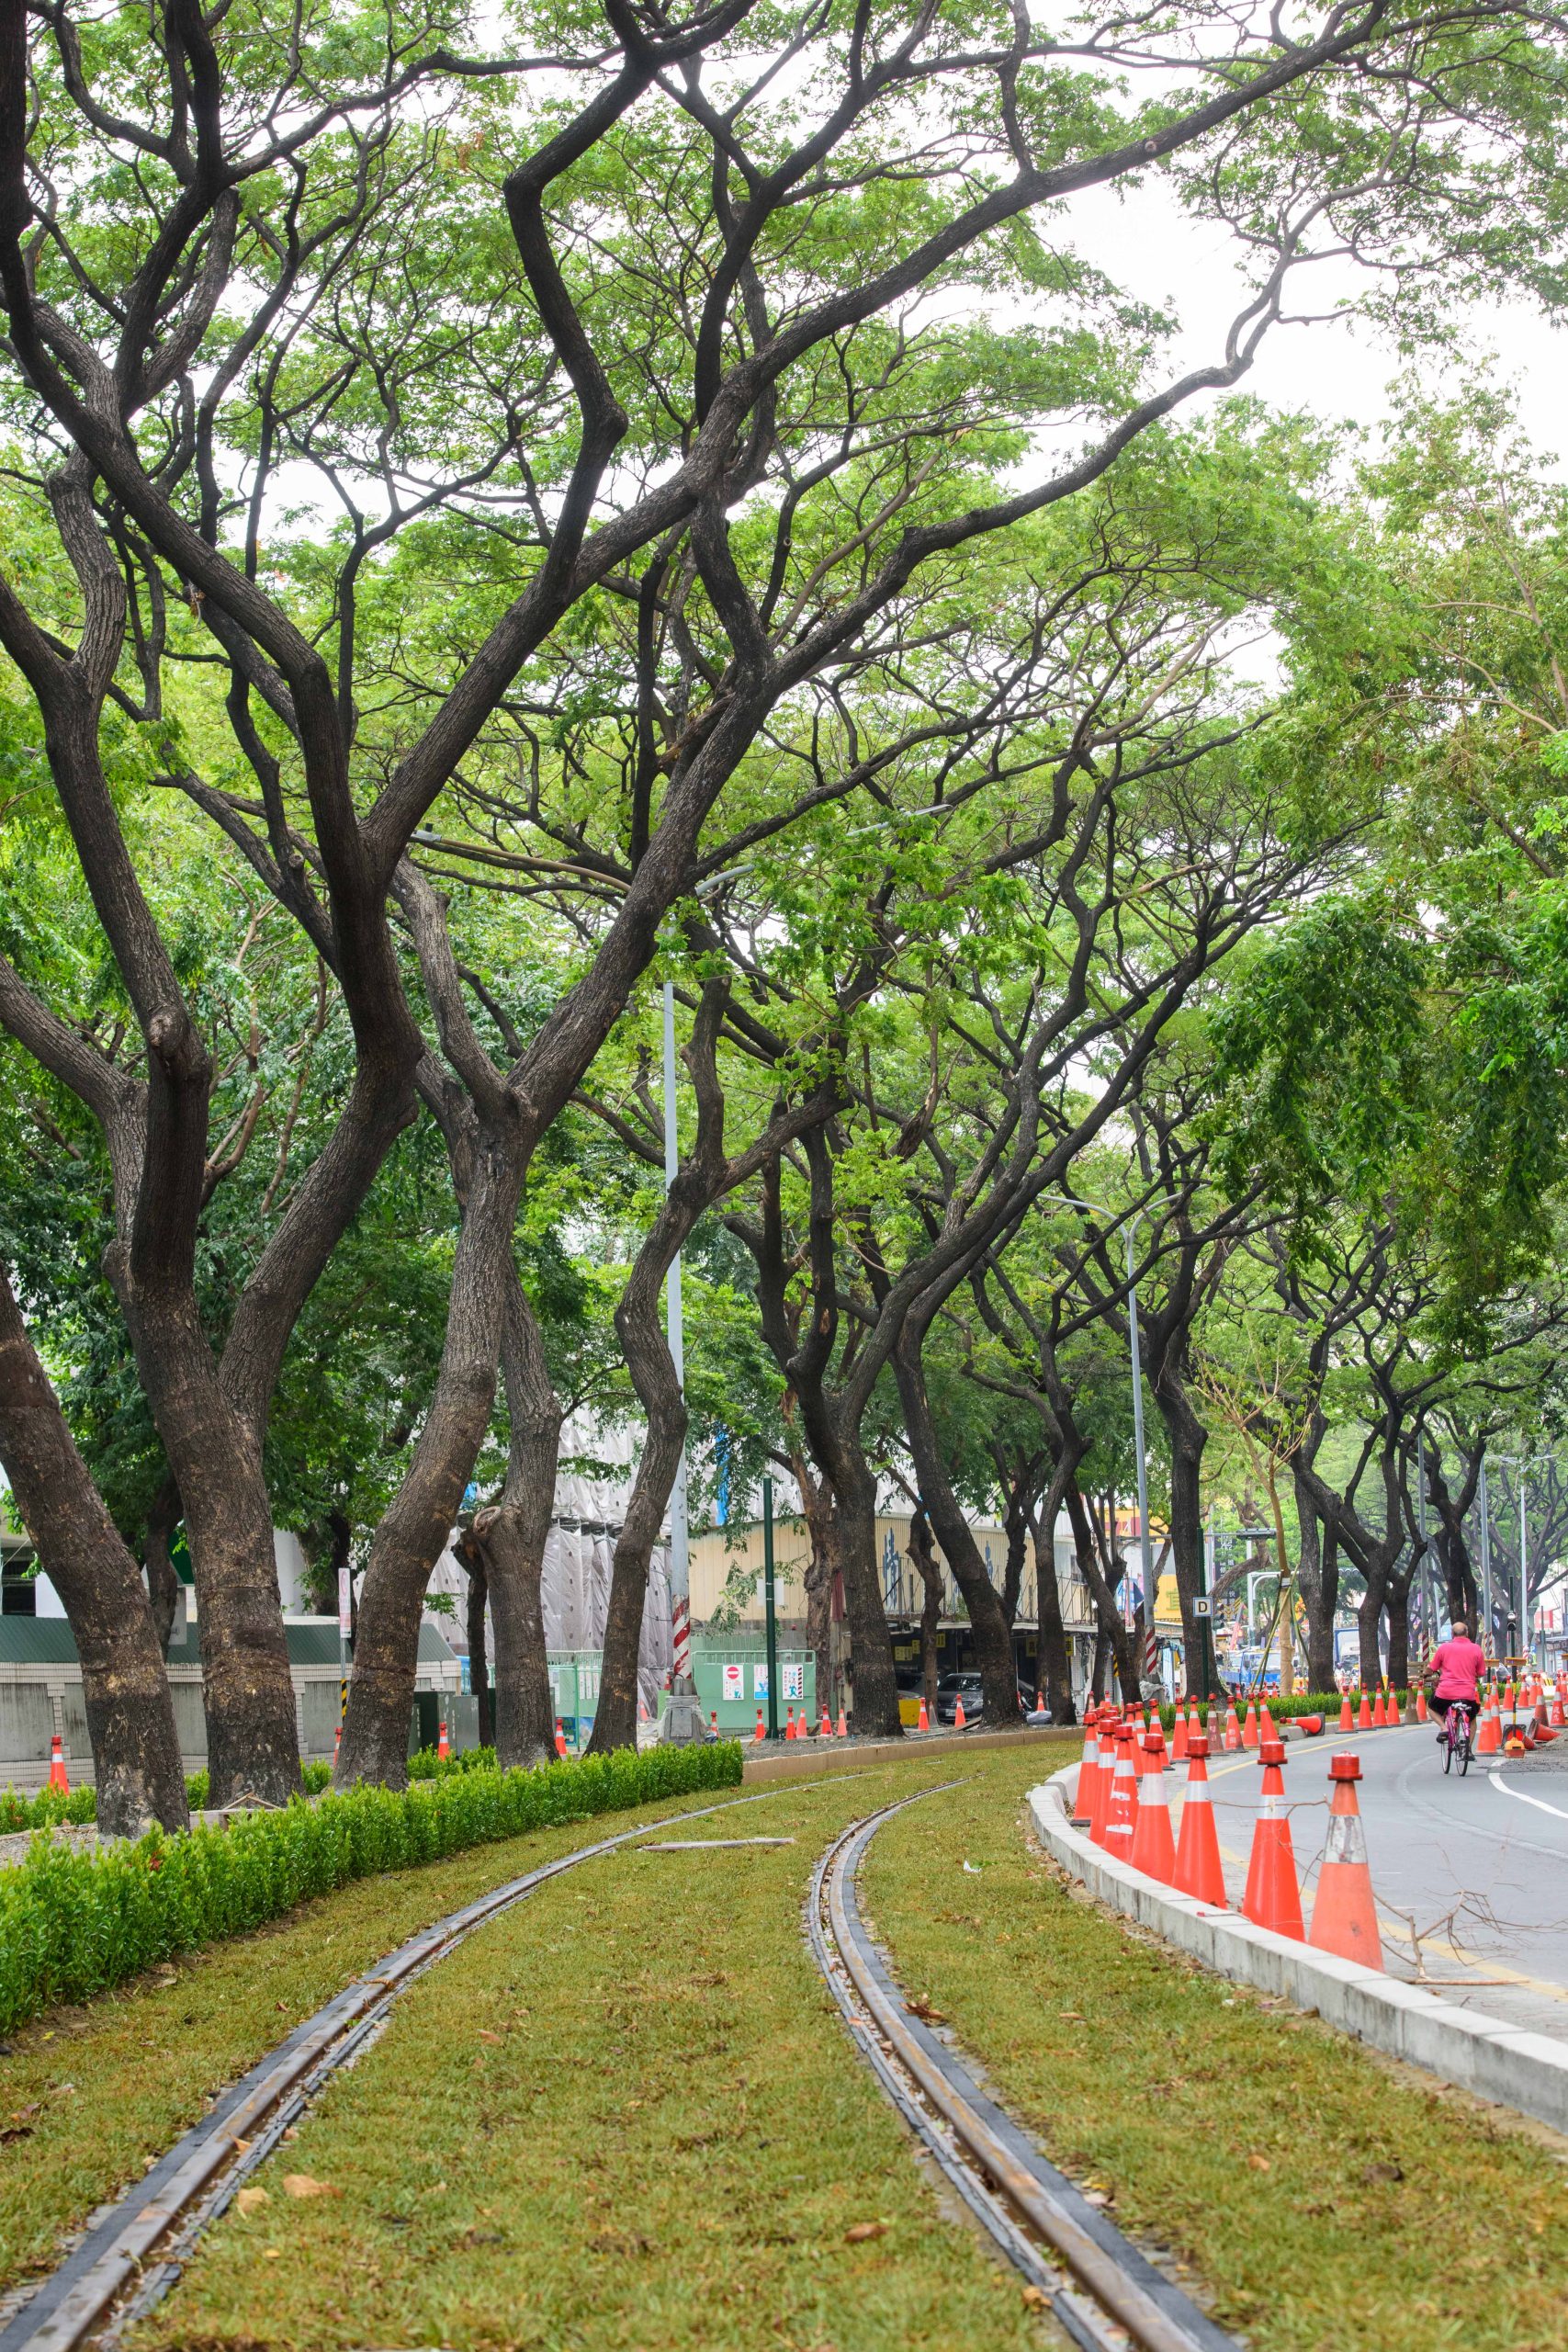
[1,1779,844,2352]
[807,1791,1239,2352]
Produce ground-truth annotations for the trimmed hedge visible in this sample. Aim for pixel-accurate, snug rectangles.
[1153,1689,1402,1730]
[0,1759,335,1835]
[0,1740,744,2035]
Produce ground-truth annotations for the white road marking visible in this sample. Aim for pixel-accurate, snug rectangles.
[1489,1771,1568,1823]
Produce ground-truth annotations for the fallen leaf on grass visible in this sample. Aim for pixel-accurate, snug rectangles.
[1246,2153,1271,2173]
[906,1996,946,2024]
[844,2222,887,2244]
[282,2173,336,2199]
[0,2128,32,2146]
[263,2246,280,2259]
[1058,2011,1084,2022]
[478,2029,502,2045]
[1359,2160,1403,2185]
[236,2188,269,2214]
[1021,2285,1049,2311]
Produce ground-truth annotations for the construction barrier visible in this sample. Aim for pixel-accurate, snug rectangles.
[1130,1722,1176,1883]
[1241,1738,1303,1940]
[1308,1752,1382,1970]
[1172,1734,1225,1907]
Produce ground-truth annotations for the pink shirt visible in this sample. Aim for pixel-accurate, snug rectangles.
[1430,1638,1486,1703]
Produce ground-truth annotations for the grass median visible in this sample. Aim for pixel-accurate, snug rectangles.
[862,1752,1568,2352]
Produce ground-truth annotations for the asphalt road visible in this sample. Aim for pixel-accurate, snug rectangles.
[1178,1721,1568,2041]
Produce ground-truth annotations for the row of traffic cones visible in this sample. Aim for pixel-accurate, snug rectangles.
[753,1703,850,1743]
[1074,1709,1385,1970]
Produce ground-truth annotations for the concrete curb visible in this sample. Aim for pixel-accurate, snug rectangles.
[1030,1764,1568,2137]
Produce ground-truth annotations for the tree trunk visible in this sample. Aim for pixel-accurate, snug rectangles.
[462,1543,492,1749]
[908,1506,943,1714]
[1032,1514,1075,1724]
[893,1331,1018,1726]
[1292,1471,1339,1692]
[1386,1576,1411,1690]
[471,1277,560,1767]
[339,1112,526,1789]
[0,1269,189,1836]
[1066,1482,1136,1702]
[829,1430,903,1737]
[1356,1580,1386,1688]
[143,1470,183,1657]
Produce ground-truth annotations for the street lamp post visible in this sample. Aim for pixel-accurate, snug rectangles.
[1492,1453,1551,1668]
[1478,1455,1494,1659]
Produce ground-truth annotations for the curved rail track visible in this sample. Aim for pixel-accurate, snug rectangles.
[0,1780,844,2352]
[807,1791,1238,2352]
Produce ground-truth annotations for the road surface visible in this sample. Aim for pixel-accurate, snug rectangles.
[1177,1721,1568,2041]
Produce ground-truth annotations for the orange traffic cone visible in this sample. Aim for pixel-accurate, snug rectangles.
[1242,1699,1258,1750]
[1416,1685,1428,1724]
[1073,1713,1100,1823]
[1170,1704,1190,1764]
[1551,1686,1564,1730]
[755,1709,766,1743]
[1224,1700,1243,1751]
[1104,1724,1138,1866]
[1309,1754,1383,1971]
[819,1704,831,1738]
[917,1694,929,1732]
[47,1734,69,1794]
[711,1709,719,1737]
[1089,1717,1119,1848]
[1131,1725,1176,1882]
[1371,1686,1387,1729]
[437,1718,450,1760]
[1241,1739,1304,1939]
[1036,1689,1046,1715]
[1260,1702,1279,1747]
[953,1695,967,1731]
[1475,1691,1502,1757]
[1207,1701,1224,1749]
[1188,1698,1202,1750]
[1338,1689,1354,1734]
[554,1720,568,1758]
[333,1726,341,1766]
[1173,1735,1226,1907]
[785,1706,795,1741]
[1357,1688,1372,1731]
[837,1705,847,1738]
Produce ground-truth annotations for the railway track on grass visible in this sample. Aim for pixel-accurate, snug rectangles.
[807,1790,1239,2352]
[1,1780,847,2352]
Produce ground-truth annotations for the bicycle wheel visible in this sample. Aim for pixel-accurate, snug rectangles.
[1443,1727,1454,1773]
[1459,1726,1472,1776]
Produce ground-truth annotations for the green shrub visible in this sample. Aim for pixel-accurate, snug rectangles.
[407,1742,498,1780]
[0,1741,743,2035]
[1151,1689,1400,1732]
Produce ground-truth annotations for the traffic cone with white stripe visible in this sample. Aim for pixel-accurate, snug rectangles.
[1475,1690,1503,1757]
[1241,1739,1304,1939]
[1104,1723,1138,1866]
[755,1709,766,1743]
[1260,1702,1279,1747]
[785,1706,796,1741]
[1308,1753,1383,1970]
[1073,1712,1100,1823]
[1089,1715,1119,1848]
[1416,1684,1428,1724]
[837,1705,847,1738]
[917,1694,929,1732]
[1338,1688,1354,1734]
[437,1718,450,1760]
[1223,1700,1243,1751]
[1242,1699,1259,1750]
[1371,1686,1387,1729]
[1357,1688,1372,1730]
[554,1720,568,1758]
[1172,1735,1226,1907]
[47,1734,68,1794]
[953,1694,968,1730]
[820,1703,831,1738]
[1170,1703,1190,1764]
[1131,1724,1176,1882]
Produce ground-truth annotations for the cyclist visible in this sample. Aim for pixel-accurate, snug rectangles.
[1423,1617,1487,1745]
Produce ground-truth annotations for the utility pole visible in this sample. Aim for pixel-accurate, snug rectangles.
[762,1476,779,1740]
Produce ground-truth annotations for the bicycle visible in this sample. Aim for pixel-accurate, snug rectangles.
[1438,1700,1476,1776]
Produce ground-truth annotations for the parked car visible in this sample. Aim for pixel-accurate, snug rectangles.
[933,1672,1034,1724]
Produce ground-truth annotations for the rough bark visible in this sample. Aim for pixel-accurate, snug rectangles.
[892,1331,1019,1726]
[460,1541,493,1750]
[1292,1467,1340,1691]
[1032,1513,1076,1724]
[469,1275,561,1768]
[338,1105,528,1788]
[908,1505,943,1714]
[143,1470,183,1657]
[0,1268,189,1836]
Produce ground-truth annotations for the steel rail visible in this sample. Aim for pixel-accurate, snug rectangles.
[807,1792,1238,2352]
[2,1778,840,2352]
